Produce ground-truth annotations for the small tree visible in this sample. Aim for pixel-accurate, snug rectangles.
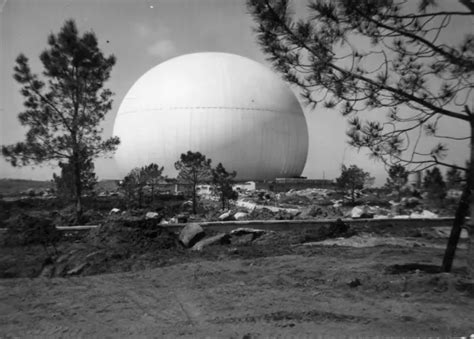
[212,163,238,210]
[53,156,98,200]
[446,166,463,190]
[1,19,119,223]
[174,151,212,214]
[120,167,147,208]
[423,167,447,204]
[141,163,165,202]
[386,164,409,200]
[336,164,373,204]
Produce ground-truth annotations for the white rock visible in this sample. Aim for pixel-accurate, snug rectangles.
[109,208,120,215]
[145,212,160,219]
[350,206,365,218]
[218,211,233,220]
[410,210,438,219]
[233,212,248,220]
[236,199,257,210]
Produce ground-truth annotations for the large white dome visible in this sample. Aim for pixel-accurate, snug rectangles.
[113,52,308,180]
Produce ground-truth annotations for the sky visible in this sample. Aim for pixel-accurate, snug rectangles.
[0,0,471,186]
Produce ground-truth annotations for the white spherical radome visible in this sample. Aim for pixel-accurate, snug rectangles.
[113,52,308,180]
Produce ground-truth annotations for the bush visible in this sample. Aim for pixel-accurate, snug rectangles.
[3,214,62,254]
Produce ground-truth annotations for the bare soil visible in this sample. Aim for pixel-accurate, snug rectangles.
[1,235,473,337]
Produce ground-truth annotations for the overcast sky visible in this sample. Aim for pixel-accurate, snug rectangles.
[0,0,471,185]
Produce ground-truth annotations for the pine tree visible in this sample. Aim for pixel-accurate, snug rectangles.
[386,164,409,200]
[2,19,119,223]
[141,163,165,202]
[212,163,238,210]
[446,166,463,190]
[247,0,473,273]
[174,151,212,214]
[53,156,98,200]
[336,165,373,204]
[120,167,147,208]
[423,167,447,203]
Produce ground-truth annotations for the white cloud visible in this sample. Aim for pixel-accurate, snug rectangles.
[147,39,177,59]
[134,22,177,59]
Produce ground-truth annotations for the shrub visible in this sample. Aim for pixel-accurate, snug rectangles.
[3,214,62,255]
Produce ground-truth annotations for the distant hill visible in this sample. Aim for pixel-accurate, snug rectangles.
[0,179,53,195]
[0,178,119,196]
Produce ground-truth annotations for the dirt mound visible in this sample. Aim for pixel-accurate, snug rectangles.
[87,217,180,251]
[34,218,183,278]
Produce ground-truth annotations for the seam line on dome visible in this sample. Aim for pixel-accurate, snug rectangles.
[117,106,300,116]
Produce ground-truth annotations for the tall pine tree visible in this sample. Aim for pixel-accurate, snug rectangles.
[2,19,119,222]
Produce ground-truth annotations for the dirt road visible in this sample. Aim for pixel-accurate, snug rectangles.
[1,245,473,337]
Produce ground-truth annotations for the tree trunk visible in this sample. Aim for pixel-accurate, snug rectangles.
[72,153,83,225]
[441,184,470,272]
[442,121,474,276]
[138,187,143,208]
[192,183,197,214]
[467,122,474,278]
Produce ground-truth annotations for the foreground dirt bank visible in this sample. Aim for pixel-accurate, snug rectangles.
[1,245,473,337]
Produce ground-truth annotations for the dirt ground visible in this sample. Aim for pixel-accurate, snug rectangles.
[1,239,473,337]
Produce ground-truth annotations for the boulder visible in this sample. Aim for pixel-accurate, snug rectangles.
[350,206,365,218]
[218,211,234,221]
[191,233,229,251]
[179,223,205,247]
[233,212,248,220]
[145,212,160,220]
[109,208,120,215]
